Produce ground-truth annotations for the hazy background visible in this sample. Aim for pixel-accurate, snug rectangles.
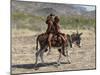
[11,0,96,31]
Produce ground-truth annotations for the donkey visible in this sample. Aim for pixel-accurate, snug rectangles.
[34,33,72,67]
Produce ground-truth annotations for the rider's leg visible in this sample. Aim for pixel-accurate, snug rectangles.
[60,33,67,41]
[59,34,66,56]
[59,34,66,44]
[48,33,53,55]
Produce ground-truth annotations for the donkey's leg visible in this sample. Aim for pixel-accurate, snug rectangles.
[40,46,48,64]
[40,49,45,64]
[57,49,62,66]
[62,45,66,56]
[66,50,71,64]
[34,49,41,66]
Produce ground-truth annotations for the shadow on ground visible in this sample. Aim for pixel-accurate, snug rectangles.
[12,62,70,70]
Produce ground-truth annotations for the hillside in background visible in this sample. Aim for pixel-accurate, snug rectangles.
[11,0,96,31]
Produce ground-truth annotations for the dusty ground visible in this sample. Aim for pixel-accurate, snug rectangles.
[11,29,96,74]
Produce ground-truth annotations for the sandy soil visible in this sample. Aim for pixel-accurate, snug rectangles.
[11,30,96,74]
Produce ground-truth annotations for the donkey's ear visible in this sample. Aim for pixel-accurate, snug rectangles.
[79,32,83,36]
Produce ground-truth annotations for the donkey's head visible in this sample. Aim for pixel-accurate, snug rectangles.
[71,32,83,48]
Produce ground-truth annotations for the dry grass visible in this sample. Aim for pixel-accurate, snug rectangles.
[11,29,96,74]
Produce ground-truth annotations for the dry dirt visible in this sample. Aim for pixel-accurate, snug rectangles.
[11,29,96,74]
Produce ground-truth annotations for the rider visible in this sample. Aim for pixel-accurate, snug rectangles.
[53,16,66,38]
[53,16,67,56]
[45,13,55,55]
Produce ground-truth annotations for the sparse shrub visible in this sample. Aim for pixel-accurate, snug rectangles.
[12,12,96,31]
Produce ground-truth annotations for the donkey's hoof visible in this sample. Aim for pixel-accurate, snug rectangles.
[67,61,71,64]
[34,65,39,70]
[57,62,61,66]
[53,63,60,68]
[34,67,39,70]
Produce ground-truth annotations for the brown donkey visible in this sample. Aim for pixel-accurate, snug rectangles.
[34,33,72,67]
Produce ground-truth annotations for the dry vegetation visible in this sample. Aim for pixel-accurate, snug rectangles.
[11,29,96,74]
